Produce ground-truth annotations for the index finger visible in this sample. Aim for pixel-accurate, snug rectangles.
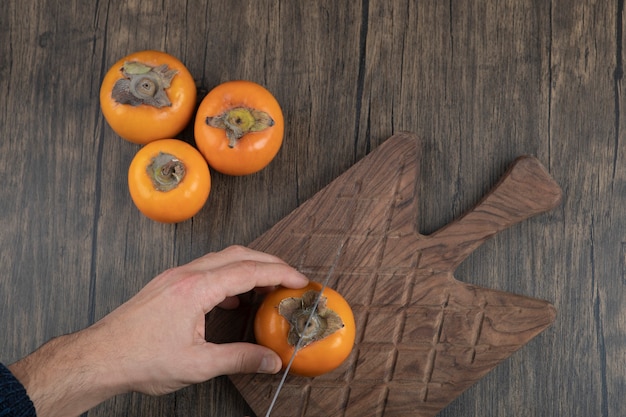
[185,246,290,272]
[200,260,309,312]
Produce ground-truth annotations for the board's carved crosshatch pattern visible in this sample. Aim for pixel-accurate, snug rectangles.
[217,133,562,416]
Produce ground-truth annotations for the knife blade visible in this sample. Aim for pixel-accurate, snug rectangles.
[263,240,346,417]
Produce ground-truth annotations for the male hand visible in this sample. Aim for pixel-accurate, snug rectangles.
[9,246,309,417]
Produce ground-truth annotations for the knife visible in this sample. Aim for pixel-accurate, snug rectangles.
[263,241,346,417]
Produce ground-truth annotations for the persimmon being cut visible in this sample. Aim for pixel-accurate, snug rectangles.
[254,281,356,377]
[194,80,284,176]
[100,50,197,144]
[128,139,211,223]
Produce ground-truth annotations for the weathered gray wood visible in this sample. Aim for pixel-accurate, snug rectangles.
[0,0,623,416]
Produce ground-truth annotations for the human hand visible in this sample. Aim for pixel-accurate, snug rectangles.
[98,245,309,394]
[9,246,308,417]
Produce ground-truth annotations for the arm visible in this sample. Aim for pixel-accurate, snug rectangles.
[7,245,309,417]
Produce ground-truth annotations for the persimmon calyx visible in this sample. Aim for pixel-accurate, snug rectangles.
[278,290,345,348]
[147,152,186,192]
[205,107,274,148]
[112,61,178,108]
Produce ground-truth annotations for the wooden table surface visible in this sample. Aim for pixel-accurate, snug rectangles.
[1,1,623,416]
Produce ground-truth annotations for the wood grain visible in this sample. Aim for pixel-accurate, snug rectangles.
[220,133,561,416]
[0,1,623,416]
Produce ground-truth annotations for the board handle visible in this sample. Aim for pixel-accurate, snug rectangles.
[417,156,563,272]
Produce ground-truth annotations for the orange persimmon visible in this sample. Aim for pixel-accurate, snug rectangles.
[193,80,284,176]
[100,50,197,144]
[254,282,356,377]
[128,139,210,223]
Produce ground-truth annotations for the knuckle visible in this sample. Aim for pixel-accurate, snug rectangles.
[234,349,256,374]
[224,244,248,255]
[237,259,260,275]
[168,271,202,297]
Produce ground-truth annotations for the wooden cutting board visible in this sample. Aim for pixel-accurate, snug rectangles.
[206,132,562,416]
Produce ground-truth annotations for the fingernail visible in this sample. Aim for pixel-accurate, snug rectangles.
[258,354,281,374]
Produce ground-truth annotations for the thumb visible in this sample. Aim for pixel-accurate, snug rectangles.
[205,342,283,376]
